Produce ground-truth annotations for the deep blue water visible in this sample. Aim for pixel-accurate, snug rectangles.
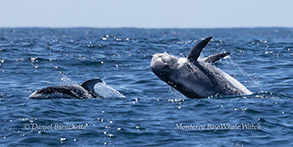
[0,28,292,146]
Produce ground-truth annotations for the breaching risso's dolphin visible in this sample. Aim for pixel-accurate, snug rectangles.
[150,37,252,99]
[29,79,103,99]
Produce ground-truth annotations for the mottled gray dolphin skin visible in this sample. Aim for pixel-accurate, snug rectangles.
[29,79,103,99]
[150,37,252,98]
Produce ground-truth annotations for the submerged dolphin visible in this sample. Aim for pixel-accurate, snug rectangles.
[150,37,252,98]
[29,79,103,99]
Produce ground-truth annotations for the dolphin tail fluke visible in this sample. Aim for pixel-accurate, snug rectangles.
[204,52,231,64]
[81,79,104,98]
[187,36,212,63]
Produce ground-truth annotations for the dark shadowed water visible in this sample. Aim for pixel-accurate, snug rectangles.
[0,28,292,146]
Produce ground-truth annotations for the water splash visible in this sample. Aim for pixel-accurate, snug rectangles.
[57,73,79,86]
[227,56,263,92]
[94,81,125,98]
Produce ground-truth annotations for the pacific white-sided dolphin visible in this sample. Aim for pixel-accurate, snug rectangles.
[29,79,103,99]
[150,37,252,98]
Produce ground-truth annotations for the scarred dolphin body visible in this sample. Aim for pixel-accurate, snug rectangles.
[150,37,252,98]
[29,79,103,99]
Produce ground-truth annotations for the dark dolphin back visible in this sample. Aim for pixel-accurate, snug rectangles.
[81,79,104,98]
[29,86,88,99]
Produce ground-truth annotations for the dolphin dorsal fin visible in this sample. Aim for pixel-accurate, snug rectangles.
[204,52,231,64]
[81,79,103,98]
[187,37,212,63]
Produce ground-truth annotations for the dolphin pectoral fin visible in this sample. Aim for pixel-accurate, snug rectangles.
[187,36,212,63]
[204,52,231,64]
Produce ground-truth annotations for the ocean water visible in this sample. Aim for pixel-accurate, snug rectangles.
[0,28,292,146]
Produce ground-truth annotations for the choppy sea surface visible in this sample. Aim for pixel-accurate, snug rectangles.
[0,28,292,146]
